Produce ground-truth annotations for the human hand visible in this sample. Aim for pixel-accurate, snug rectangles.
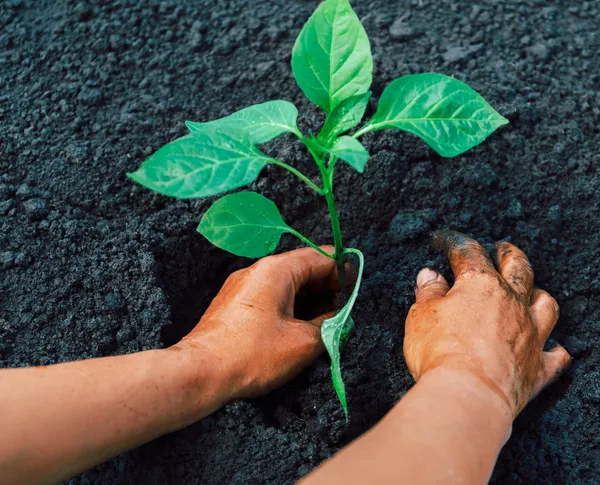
[172,246,344,403]
[404,231,572,417]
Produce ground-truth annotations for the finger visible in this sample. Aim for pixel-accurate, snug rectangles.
[263,246,337,293]
[532,344,572,397]
[496,242,534,302]
[286,317,326,360]
[433,230,496,280]
[301,257,357,294]
[415,268,450,303]
[530,289,560,344]
[307,310,337,329]
[256,317,326,394]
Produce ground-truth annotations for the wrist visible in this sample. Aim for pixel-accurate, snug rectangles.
[159,337,236,429]
[419,353,518,418]
[417,366,514,442]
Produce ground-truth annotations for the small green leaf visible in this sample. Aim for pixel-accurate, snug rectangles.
[304,136,369,173]
[364,73,508,157]
[291,0,373,113]
[319,91,371,144]
[321,248,364,420]
[186,101,299,145]
[329,136,369,173]
[198,192,292,258]
[127,132,271,199]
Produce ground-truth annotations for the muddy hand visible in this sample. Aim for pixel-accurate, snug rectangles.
[172,246,345,401]
[404,231,572,417]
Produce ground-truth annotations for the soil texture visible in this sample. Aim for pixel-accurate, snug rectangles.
[1,0,599,483]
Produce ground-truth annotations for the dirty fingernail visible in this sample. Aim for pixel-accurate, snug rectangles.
[417,268,438,287]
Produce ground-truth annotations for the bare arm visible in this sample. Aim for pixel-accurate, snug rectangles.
[0,247,342,485]
[302,367,513,485]
[0,349,225,485]
[303,233,571,485]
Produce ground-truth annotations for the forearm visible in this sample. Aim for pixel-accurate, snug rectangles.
[303,368,513,485]
[0,347,226,485]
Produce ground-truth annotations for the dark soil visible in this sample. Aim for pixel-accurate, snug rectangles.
[1,0,599,483]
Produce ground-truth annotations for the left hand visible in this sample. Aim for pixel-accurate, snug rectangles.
[172,246,344,402]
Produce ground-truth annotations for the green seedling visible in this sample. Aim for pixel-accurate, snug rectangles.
[128,0,508,419]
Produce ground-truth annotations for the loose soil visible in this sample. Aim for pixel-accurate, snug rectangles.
[1,0,599,483]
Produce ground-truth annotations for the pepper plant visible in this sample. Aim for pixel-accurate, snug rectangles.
[128,0,507,419]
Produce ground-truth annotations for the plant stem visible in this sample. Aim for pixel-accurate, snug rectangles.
[269,159,324,195]
[320,157,347,295]
[323,180,343,260]
[328,154,339,172]
[306,146,347,295]
[288,229,335,259]
[352,124,374,139]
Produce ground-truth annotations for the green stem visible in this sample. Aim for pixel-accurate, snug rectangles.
[352,124,374,139]
[306,147,347,295]
[320,158,347,295]
[288,229,335,259]
[328,154,339,173]
[323,180,343,260]
[269,159,324,195]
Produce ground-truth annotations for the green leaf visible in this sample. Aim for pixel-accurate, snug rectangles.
[198,192,292,258]
[364,73,508,157]
[127,132,271,199]
[304,136,369,173]
[319,91,371,144]
[186,101,299,145]
[329,136,369,173]
[321,248,364,420]
[291,0,373,113]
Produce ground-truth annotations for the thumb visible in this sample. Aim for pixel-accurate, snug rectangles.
[285,316,326,362]
[532,344,572,397]
[308,310,337,329]
[415,268,450,303]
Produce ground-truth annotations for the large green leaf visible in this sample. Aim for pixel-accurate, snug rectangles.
[198,192,292,258]
[363,73,508,157]
[186,101,299,145]
[321,248,364,420]
[329,136,369,173]
[319,91,371,144]
[127,132,271,199]
[291,0,373,113]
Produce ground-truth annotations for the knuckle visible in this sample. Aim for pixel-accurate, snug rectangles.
[293,321,320,347]
[550,346,573,374]
[463,240,486,252]
[418,281,447,298]
[306,327,321,346]
[462,267,496,281]
[434,230,478,253]
[539,290,559,312]
[253,256,276,273]
[225,268,246,283]
[407,304,420,318]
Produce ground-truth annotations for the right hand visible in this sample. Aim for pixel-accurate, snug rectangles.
[404,231,572,417]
